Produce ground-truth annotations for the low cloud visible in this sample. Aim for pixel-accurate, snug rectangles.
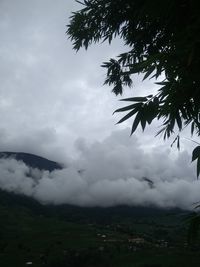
[0,129,199,210]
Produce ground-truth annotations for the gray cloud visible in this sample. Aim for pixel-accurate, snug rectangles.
[0,0,167,159]
[0,0,128,160]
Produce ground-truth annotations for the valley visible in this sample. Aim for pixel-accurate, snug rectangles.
[0,189,199,267]
[0,152,199,266]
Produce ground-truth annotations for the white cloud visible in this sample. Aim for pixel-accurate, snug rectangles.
[0,129,198,210]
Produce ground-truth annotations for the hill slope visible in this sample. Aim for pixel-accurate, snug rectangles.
[0,151,62,171]
[0,153,197,267]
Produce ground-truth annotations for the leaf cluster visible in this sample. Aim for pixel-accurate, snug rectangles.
[67,0,200,176]
[114,95,158,134]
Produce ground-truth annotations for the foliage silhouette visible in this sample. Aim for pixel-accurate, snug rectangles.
[67,0,200,176]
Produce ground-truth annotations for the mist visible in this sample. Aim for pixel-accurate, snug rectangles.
[0,129,199,210]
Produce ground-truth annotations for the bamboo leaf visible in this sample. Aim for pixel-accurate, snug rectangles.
[142,66,155,81]
[192,146,200,162]
[113,103,142,114]
[176,113,182,130]
[197,157,200,178]
[120,97,147,102]
[117,109,139,124]
[130,112,141,135]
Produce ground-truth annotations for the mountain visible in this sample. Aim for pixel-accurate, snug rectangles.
[0,151,62,171]
[0,187,184,225]
[0,188,189,267]
[0,151,185,223]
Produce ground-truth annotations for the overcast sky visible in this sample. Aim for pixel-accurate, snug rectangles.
[0,0,199,209]
[0,0,178,160]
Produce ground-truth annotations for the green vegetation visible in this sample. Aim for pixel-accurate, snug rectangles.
[0,190,200,266]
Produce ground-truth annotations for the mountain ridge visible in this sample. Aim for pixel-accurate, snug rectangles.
[0,188,184,224]
[0,151,186,217]
[0,151,62,171]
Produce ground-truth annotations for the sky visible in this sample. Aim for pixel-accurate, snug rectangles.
[0,0,199,209]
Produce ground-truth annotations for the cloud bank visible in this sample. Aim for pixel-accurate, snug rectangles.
[0,129,199,210]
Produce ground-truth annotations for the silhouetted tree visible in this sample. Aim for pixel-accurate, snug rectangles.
[67,0,200,175]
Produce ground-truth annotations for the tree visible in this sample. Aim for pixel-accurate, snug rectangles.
[67,0,200,175]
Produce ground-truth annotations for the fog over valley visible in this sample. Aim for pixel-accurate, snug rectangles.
[0,129,198,210]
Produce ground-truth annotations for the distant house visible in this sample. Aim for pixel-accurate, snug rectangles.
[128,237,145,244]
[104,239,122,243]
